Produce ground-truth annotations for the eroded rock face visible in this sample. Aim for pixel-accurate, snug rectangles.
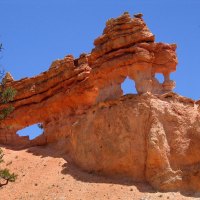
[69,93,200,192]
[1,12,199,192]
[0,12,177,144]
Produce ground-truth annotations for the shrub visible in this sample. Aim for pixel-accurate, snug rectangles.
[1,87,17,104]
[0,105,14,120]
[0,80,17,120]
[0,148,17,187]
[0,44,17,187]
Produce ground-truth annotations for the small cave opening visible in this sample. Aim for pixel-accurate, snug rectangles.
[155,73,164,84]
[121,77,137,95]
[17,123,44,140]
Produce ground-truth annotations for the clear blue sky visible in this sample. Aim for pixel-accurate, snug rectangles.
[1,0,200,138]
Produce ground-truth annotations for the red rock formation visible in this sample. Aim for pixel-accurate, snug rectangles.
[0,12,178,145]
[69,93,200,192]
[1,13,199,192]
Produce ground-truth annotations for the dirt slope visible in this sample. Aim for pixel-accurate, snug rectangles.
[0,146,198,200]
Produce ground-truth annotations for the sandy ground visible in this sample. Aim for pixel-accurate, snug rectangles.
[0,145,199,200]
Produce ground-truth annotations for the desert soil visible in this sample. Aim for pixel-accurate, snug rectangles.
[0,146,199,200]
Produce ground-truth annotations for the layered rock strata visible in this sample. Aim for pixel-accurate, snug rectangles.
[0,12,177,145]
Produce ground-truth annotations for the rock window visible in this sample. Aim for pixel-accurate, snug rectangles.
[17,123,43,140]
[121,77,137,95]
[155,73,164,84]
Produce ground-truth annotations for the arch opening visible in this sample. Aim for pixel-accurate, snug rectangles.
[121,77,137,95]
[17,123,44,140]
[155,73,164,84]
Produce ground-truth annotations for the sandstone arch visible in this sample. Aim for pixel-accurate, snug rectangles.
[121,77,137,95]
[0,12,177,145]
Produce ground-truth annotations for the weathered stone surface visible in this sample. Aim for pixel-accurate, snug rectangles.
[0,12,178,145]
[69,93,200,192]
[1,13,199,192]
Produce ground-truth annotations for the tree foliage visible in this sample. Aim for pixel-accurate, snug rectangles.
[0,43,17,187]
[0,148,17,187]
[0,43,17,120]
[1,87,17,104]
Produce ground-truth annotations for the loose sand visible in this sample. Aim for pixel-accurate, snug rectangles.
[0,146,199,200]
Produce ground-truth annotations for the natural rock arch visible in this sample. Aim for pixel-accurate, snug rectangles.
[17,123,44,140]
[121,77,137,95]
[0,12,177,145]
